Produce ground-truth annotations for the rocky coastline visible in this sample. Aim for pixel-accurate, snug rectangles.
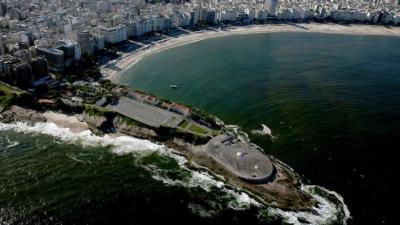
[0,105,316,211]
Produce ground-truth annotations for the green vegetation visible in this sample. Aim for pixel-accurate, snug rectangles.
[188,124,208,135]
[115,114,146,127]
[0,92,15,109]
[0,82,31,110]
[99,79,117,91]
[191,107,219,128]
[54,98,84,113]
[84,105,113,117]
[0,82,23,95]
[178,120,189,129]
[63,54,101,82]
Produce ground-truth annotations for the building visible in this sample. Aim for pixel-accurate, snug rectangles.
[170,103,191,117]
[36,47,65,72]
[10,62,32,87]
[57,40,81,66]
[13,49,31,63]
[99,25,127,44]
[78,30,93,55]
[0,54,19,82]
[0,36,5,55]
[30,56,49,81]
[264,0,279,16]
[93,34,105,51]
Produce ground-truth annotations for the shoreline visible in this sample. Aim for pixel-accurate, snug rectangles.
[0,110,350,224]
[101,23,400,82]
[42,111,89,133]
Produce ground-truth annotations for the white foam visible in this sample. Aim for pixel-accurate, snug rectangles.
[0,121,350,224]
[224,124,250,143]
[5,136,19,149]
[188,203,217,218]
[267,185,351,225]
[0,122,161,153]
[251,124,277,140]
[0,122,259,210]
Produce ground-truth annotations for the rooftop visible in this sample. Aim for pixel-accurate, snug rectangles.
[203,134,275,183]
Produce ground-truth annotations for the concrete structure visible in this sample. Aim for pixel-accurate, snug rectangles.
[109,97,183,128]
[57,40,80,66]
[99,25,127,44]
[36,47,65,72]
[30,56,49,80]
[203,135,275,183]
[78,30,93,55]
[10,61,32,87]
[265,0,279,16]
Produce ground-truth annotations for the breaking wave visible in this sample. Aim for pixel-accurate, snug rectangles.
[265,185,351,225]
[0,121,350,224]
[251,124,277,141]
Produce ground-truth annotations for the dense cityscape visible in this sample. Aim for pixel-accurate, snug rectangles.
[0,0,399,90]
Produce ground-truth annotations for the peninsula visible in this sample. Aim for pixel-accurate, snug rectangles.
[1,76,315,210]
[2,0,399,223]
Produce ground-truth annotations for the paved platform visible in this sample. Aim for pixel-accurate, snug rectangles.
[109,97,183,128]
[203,135,275,183]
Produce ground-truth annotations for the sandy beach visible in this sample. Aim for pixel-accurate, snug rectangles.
[42,112,89,133]
[101,23,400,82]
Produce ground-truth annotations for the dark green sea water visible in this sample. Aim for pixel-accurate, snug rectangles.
[1,32,398,225]
[0,124,271,225]
[117,32,400,225]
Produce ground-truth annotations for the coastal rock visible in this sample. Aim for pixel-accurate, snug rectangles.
[113,117,157,139]
[82,113,107,134]
[0,106,47,124]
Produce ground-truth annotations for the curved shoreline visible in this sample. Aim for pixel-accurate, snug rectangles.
[102,23,400,82]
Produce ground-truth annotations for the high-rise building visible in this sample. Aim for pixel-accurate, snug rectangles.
[0,36,4,55]
[78,30,93,55]
[99,25,127,44]
[10,62,32,87]
[264,0,278,16]
[0,3,7,17]
[36,47,65,72]
[30,56,49,80]
[57,41,81,66]
[13,49,31,63]
[0,55,19,82]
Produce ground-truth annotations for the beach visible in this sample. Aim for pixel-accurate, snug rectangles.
[42,112,89,133]
[101,23,400,81]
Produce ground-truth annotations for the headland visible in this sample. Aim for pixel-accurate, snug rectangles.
[0,82,315,210]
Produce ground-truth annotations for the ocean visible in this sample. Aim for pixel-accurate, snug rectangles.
[1,32,399,225]
[118,32,400,225]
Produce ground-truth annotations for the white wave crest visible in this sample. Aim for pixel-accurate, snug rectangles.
[224,124,250,143]
[0,121,350,224]
[251,124,277,141]
[0,122,259,210]
[267,185,351,225]
[5,137,19,149]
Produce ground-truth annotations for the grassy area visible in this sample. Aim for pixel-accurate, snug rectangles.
[0,82,23,95]
[178,120,190,129]
[188,123,208,135]
[0,93,14,109]
[0,82,25,110]
[84,104,113,117]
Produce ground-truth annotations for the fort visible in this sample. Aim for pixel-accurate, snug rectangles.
[202,135,275,183]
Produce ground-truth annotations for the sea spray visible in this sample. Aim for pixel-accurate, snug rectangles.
[264,185,351,225]
[0,121,350,224]
[0,122,258,210]
[251,124,277,141]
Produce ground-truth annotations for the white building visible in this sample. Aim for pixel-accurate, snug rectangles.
[264,0,278,16]
[99,25,127,44]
